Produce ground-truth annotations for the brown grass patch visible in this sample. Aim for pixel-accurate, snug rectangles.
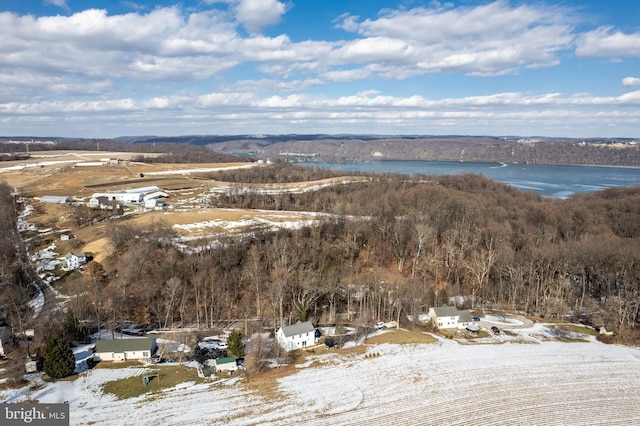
[82,237,115,264]
[101,364,203,400]
[366,329,437,345]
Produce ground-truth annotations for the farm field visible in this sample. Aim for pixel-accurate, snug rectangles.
[3,150,364,257]
[3,325,640,426]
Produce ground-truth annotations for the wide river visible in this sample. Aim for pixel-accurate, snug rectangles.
[304,160,640,198]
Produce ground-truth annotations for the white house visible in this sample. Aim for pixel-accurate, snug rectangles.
[94,337,157,362]
[61,252,88,271]
[276,321,317,351]
[428,305,473,330]
[88,196,109,209]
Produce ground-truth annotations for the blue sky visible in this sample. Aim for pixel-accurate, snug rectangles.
[1,0,639,138]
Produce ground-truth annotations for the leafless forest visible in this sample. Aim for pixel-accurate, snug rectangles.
[2,162,640,349]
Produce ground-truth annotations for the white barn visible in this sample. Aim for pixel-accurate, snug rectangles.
[94,337,157,362]
[90,192,144,203]
[276,321,317,351]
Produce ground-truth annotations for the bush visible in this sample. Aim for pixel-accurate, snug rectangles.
[228,330,245,358]
[43,336,76,379]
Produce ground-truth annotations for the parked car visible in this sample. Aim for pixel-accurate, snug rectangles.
[374,322,386,330]
[491,326,500,335]
[472,317,480,322]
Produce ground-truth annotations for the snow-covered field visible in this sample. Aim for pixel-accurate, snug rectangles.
[3,324,640,426]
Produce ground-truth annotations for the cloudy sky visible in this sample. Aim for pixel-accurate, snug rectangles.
[1,0,639,138]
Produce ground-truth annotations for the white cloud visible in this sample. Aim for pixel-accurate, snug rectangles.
[321,68,371,82]
[234,0,288,33]
[3,89,639,138]
[333,1,573,76]
[576,27,640,57]
[43,0,68,9]
[622,77,640,87]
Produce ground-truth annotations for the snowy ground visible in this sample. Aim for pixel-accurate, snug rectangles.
[2,323,640,426]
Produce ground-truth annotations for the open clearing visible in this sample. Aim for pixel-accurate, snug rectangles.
[4,326,640,426]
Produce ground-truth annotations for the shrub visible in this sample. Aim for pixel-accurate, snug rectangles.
[43,336,75,379]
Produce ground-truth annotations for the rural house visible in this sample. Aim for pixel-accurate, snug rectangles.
[61,252,88,271]
[93,337,157,362]
[0,326,12,357]
[88,196,109,209]
[428,305,473,330]
[276,321,317,351]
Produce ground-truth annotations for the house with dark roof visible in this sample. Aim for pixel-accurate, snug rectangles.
[428,305,473,330]
[94,337,157,362]
[0,326,12,357]
[276,321,317,351]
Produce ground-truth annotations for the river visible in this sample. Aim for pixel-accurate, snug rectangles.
[303,160,640,198]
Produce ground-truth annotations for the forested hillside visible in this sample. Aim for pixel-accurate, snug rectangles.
[52,163,640,344]
[0,182,33,330]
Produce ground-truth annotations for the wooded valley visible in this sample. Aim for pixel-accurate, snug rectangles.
[2,162,640,350]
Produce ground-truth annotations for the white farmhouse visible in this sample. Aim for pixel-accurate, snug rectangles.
[94,337,157,362]
[276,321,317,351]
[61,252,88,271]
[428,305,473,330]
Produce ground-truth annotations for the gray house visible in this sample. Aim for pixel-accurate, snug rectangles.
[94,337,157,362]
[0,326,12,357]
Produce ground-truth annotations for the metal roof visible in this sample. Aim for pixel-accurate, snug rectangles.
[431,305,460,317]
[94,337,156,353]
[279,321,315,337]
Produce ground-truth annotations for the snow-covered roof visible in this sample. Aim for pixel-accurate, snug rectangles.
[40,195,72,203]
[123,186,160,194]
[143,191,169,201]
[279,321,315,337]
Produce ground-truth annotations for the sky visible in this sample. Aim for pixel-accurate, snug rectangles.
[0,0,639,138]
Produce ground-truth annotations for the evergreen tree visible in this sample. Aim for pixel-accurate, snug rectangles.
[43,336,76,379]
[227,330,244,358]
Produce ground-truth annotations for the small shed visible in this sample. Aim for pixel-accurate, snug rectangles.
[214,357,238,373]
[599,326,615,336]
